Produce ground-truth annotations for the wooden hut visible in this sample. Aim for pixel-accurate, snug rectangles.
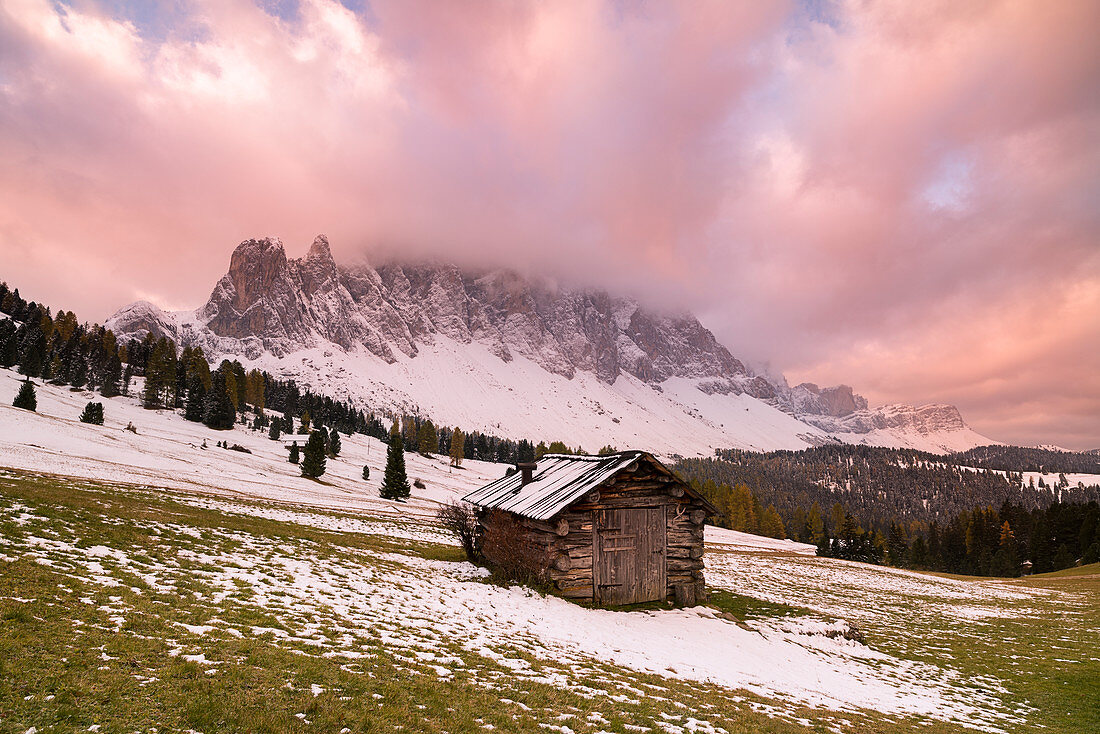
[462,451,717,606]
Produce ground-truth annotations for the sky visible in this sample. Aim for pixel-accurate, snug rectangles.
[0,0,1097,450]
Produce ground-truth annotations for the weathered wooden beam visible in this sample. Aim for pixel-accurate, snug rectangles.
[673,583,697,608]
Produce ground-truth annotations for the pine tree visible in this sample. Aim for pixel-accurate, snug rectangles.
[69,357,87,389]
[806,503,825,543]
[381,434,411,501]
[362,465,370,480]
[403,416,418,452]
[13,379,36,411]
[329,429,341,457]
[301,430,327,479]
[184,375,206,422]
[449,427,465,467]
[143,338,177,409]
[121,363,132,396]
[202,369,235,430]
[268,421,281,441]
[299,411,310,434]
[79,401,104,425]
[100,353,122,397]
[18,328,46,377]
[0,332,17,368]
[288,441,300,464]
[417,420,438,455]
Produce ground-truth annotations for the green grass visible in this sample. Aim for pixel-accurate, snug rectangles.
[706,587,811,622]
[2,467,1094,734]
[1027,561,1100,578]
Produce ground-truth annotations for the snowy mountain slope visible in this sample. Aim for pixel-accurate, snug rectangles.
[105,235,993,455]
[0,369,501,522]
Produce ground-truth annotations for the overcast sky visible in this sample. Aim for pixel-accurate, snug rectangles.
[1,0,1097,449]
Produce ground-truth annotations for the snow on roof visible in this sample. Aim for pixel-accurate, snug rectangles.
[461,451,652,521]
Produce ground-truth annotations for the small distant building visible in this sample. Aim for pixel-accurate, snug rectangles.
[462,451,717,606]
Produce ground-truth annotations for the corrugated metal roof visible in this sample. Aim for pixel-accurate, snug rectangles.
[461,451,646,521]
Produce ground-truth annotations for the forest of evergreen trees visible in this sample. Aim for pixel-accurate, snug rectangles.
[952,444,1100,474]
[675,445,1100,577]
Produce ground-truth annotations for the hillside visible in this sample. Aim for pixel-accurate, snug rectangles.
[2,371,1098,733]
[676,445,1100,534]
[103,236,992,456]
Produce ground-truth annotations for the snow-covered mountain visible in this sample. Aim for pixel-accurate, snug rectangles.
[106,235,992,456]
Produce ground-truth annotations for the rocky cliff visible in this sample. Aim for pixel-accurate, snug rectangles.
[106,235,990,454]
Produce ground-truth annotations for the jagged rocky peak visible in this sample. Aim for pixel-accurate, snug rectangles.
[788,383,869,417]
[111,234,751,385]
[103,233,988,450]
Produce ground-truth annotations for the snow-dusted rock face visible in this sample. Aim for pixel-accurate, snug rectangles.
[800,403,968,436]
[111,235,750,384]
[105,235,991,454]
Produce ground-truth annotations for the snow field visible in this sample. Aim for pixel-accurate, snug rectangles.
[2,371,1092,732]
[0,476,1032,733]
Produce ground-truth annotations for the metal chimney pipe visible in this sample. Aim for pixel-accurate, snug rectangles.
[516,462,537,485]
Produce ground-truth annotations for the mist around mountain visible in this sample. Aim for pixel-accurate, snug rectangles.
[106,236,992,456]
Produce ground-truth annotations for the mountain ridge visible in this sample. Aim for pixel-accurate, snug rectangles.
[106,235,991,455]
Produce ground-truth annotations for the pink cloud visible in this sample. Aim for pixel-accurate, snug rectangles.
[0,0,1096,448]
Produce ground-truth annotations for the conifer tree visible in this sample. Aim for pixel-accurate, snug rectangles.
[0,332,17,368]
[79,401,104,425]
[202,369,235,430]
[18,328,46,377]
[301,430,327,479]
[329,428,341,457]
[806,503,825,543]
[299,411,310,434]
[268,421,281,441]
[245,369,265,414]
[417,420,438,455]
[121,363,132,396]
[100,353,122,398]
[184,375,206,422]
[362,465,370,480]
[288,441,300,464]
[449,427,465,467]
[760,505,786,539]
[13,378,36,411]
[69,357,87,389]
[381,434,411,501]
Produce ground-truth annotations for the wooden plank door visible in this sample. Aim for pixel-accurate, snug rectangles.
[594,507,667,605]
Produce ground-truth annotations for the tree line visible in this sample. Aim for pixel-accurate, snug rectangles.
[675,445,1100,577]
[951,444,1100,475]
